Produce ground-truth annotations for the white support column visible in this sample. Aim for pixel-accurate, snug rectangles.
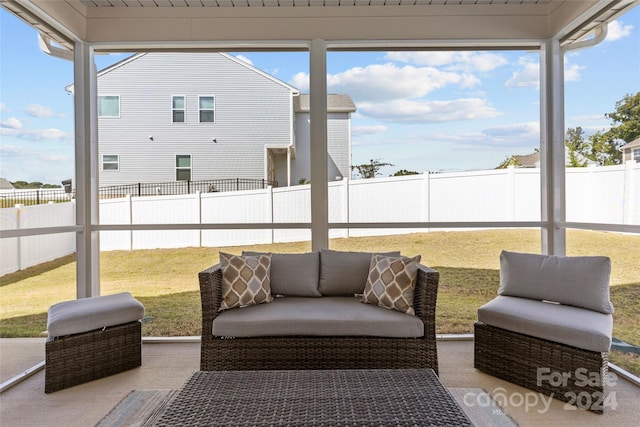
[540,40,566,255]
[74,40,100,298]
[309,39,329,251]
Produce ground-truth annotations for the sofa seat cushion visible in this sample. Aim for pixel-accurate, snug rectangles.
[477,296,612,353]
[212,296,424,338]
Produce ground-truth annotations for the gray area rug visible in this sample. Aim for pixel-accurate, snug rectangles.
[96,390,176,427]
[97,388,517,426]
[449,388,519,427]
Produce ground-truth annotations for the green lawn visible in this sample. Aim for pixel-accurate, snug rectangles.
[1,229,638,374]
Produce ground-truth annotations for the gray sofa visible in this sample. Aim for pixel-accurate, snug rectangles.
[199,249,440,373]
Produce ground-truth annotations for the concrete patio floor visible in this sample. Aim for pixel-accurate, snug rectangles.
[1,338,639,427]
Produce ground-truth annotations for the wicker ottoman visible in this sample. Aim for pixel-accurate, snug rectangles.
[45,292,145,393]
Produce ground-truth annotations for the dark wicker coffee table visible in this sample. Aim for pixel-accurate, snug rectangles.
[152,369,472,426]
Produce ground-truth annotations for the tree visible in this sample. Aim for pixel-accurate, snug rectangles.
[351,159,393,179]
[565,127,588,167]
[575,92,640,166]
[392,169,419,176]
[587,131,622,166]
[605,92,640,143]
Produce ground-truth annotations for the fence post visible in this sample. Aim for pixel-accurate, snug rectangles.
[623,161,638,226]
[196,191,202,248]
[267,186,274,244]
[507,165,516,221]
[422,172,430,233]
[126,194,133,251]
[15,204,23,271]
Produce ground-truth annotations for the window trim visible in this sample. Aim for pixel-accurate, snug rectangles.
[172,95,186,123]
[198,95,215,123]
[176,154,192,181]
[98,95,120,118]
[102,154,119,171]
[633,148,640,162]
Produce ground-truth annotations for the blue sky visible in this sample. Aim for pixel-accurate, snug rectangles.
[1,7,638,185]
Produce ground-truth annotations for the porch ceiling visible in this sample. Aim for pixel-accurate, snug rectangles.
[1,0,637,52]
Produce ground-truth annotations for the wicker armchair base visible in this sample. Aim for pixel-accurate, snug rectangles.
[201,335,438,373]
[474,321,608,413]
[45,321,142,393]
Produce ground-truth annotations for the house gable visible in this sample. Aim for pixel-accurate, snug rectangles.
[94,52,299,186]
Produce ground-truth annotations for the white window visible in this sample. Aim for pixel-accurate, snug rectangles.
[172,96,185,123]
[633,148,640,162]
[102,155,119,171]
[199,96,215,123]
[176,155,191,181]
[98,95,120,117]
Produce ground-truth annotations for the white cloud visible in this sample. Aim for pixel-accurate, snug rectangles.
[25,104,65,118]
[327,63,470,102]
[352,125,387,136]
[384,51,508,73]
[482,122,539,138]
[358,98,501,123]
[0,127,71,141]
[290,72,309,92]
[505,57,584,89]
[292,63,475,103]
[1,117,22,129]
[235,55,253,65]
[0,102,7,112]
[606,20,633,42]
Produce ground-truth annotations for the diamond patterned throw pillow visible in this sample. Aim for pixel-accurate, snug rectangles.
[219,253,273,311]
[361,255,421,315]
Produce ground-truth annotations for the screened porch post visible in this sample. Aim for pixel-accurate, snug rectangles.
[309,39,329,251]
[540,38,567,256]
[73,40,100,298]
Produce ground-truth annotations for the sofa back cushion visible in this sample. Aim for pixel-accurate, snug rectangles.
[498,250,613,314]
[242,251,321,297]
[319,249,401,296]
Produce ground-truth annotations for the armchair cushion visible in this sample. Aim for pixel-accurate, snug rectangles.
[478,295,613,352]
[498,250,613,314]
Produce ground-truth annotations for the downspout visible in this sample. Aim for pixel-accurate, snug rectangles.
[38,33,73,61]
[562,23,608,52]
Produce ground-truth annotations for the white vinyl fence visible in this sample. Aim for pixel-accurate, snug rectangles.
[1,163,638,275]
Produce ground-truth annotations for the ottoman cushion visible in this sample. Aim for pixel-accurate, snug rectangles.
[47,292,144,338]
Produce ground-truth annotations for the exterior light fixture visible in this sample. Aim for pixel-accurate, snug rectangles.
[149,135,154,141]
[212,137,217,143]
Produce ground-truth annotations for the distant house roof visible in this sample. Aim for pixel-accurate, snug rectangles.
[294,94,357,113]
[0,178,15,189]
[66,52,300,95]
[513,152,540,167]
[621,137,640,150]
[497,152,540,169]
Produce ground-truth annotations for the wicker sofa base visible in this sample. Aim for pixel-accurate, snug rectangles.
[45,321,142,393]
[201,335,438,374]
[474,322,608,413]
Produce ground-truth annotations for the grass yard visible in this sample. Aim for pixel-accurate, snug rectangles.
[1,229,638,375]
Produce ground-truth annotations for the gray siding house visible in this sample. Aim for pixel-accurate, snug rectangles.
[70,52,355,187]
